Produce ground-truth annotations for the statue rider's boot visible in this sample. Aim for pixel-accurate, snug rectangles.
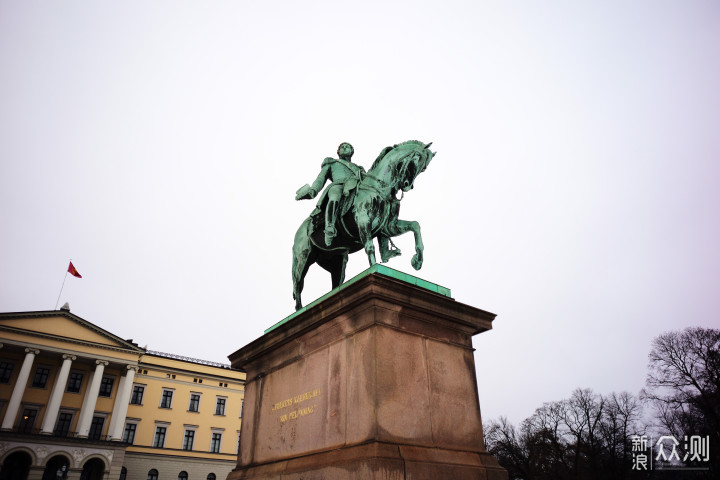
[325,225,337,247]
[325,200,338,247]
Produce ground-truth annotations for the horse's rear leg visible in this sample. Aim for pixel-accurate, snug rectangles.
[292,255,306,311]
[317,253,348,289]
[292,219,315,310]
[334,253,348,287]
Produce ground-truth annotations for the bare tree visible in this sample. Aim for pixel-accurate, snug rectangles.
[485,328,719,478]
[484,416,532,480]
[563,388,605,478]
[523,400,571,477]
[643,327,720,473]
[485,390,648,480]
[599,391,644,480]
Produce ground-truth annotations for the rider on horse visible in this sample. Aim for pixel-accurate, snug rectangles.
[295,142,365,246]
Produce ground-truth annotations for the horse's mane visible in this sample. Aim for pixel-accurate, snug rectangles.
[370,140,425,172]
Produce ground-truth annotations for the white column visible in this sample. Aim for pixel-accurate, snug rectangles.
[75,360,108,437]
[40,354,76,434]
[1,348,40,430]
[108,365,137,440]
[106,373,127,440]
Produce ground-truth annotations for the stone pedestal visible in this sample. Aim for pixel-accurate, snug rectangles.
[228,265,507,480]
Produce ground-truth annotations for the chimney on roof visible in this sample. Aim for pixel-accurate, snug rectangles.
[60,302,70,311]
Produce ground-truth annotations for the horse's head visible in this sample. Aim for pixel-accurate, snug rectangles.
[369,140,435,195]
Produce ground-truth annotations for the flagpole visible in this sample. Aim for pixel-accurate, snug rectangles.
[55,260,70,310]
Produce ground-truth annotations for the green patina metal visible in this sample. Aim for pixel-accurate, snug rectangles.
[268,264,450,333]
[292,140,436,311]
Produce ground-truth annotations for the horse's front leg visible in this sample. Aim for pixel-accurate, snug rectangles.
[355,207,377,267]
[393,219,424,270]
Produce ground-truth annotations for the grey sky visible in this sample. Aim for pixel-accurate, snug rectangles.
[1,1,718,425]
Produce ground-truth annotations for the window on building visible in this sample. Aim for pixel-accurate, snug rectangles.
[153,426,167,447]
[178,472,188,480]
[210,432,222,453]
[119,467,127,480]
[31,367,50,388]
[160,390,174,409]
[89,416,105,440]
[18,407,38,432]
[99,375,115,397]
[123,423,137,444]
[182,430,195,451]
[215,397,226,416]
[147,469,158,480]
[54,412,73,437]
[66,371,84,393]
[188,393,200,412]
[131,385,145,405]
[0,361,14,383]
[240,399,244,418]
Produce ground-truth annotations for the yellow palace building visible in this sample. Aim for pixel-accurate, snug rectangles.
[0,306,245,480]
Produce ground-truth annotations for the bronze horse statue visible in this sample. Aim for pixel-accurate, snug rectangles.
[292,140,435,310]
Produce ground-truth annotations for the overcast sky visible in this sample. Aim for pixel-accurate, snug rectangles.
[1,1,718,425]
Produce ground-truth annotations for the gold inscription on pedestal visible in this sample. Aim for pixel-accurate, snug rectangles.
[273,388,322,423]
[271,398,294,411]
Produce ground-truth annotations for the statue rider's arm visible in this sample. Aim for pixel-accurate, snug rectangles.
[295,158,333,200]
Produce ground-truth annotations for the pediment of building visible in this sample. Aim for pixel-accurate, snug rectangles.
[0,311,144,353]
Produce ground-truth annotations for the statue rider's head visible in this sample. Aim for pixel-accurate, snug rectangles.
[337,142,354,160]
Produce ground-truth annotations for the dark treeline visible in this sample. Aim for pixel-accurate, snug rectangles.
[483,327,719,480]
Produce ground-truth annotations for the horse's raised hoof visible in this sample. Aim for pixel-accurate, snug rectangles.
[380,248,401,263]
[411,253,423,270]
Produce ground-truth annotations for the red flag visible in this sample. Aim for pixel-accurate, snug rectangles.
[68,262,82,278]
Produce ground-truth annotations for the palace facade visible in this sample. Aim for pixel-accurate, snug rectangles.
[0,307,245,480]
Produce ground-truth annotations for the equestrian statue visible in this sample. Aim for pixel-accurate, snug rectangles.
[292,140,435,310]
